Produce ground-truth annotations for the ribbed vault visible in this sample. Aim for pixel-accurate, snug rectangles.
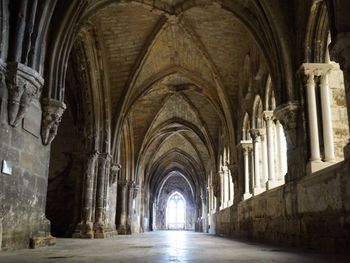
[64,0,272,232]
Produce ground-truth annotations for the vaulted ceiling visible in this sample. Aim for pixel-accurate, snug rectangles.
[68,0,268,197]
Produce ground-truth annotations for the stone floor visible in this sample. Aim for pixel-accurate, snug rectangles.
[0,231,348,263]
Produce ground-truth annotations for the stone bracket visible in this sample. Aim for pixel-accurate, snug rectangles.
[41,98,66,145]
[6,62,43,127]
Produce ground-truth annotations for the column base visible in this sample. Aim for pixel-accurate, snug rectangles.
[73,221,94,238]
[117,224,131,235]
[94,222,117,238]
[29,232,56,249]
[242,193,252,200]
[266,180,282,190]
[306,160,334,174]
[253,187,264,196]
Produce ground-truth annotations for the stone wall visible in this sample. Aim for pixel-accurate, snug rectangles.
[0,86,52,250]
[329,66,349,160]
[215,162,350,252]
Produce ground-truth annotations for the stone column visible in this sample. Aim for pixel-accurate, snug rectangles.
[117,180,131,234]
[95,154,108,223]
[276,120,287,180]
[303,69,321,161]
[260,129,269,185]
[241,141,252,200]
[222,166,230,207]
[229,170,234,205]
[94,153,111,238]
[264,111,280,189]
[301,63,335,172]
[250,129,263,195]
[73,151,98,238]
[218,170,224,209]
[320,71,335,162]
[274,101,303,182]
[330,32,350,159]
[127,181,138,233]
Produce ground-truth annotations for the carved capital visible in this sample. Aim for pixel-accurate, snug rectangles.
[7,63,43,127]
[249,129,261,141]
[263,110,274,123]
[329,32,350,77]
[274,101,299,149]
[110,163,121,185]
[41,98,66,145]
[299,63,334,77]
[239,140,253,153]
[117,180,128,187]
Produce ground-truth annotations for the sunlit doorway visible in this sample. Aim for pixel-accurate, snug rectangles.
[166,192,186,230]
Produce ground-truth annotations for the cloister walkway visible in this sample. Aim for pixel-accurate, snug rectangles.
[0,231,347,263]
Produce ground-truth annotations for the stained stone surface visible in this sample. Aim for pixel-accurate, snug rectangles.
[0,231,348,263]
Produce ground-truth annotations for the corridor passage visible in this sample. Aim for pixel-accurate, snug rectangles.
[0,231,347,263]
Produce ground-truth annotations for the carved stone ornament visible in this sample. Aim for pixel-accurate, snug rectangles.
[110,163,121,185]
[6,62,43,127]
[274,101,299,149]
[41,98,66,145]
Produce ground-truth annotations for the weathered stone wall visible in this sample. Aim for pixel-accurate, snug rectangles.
[215,162,350,252]
[329,66,349,160]
[0,86,51,250]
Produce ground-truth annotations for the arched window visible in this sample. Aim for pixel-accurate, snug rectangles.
[166,192,186,230]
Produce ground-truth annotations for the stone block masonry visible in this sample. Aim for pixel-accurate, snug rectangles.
[215,161,350,253]
[0,88,55,250]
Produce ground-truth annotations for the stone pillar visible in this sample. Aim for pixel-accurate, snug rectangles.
[229,170,234,205]
[95,154,107,224]
[117,180,131,234]
[241,141,252,200]
[250,129,263,195]
[274,101,303,182]
[276,120,287,180]
[264,111,280,189]
[301,63,335,172]
[320,71,335,162]
[260,129,269,185]
[94,153,112,238]
[73,151,98,238]
[222,166,230,207]
[200,190,208,232]
[330,32,350,159]
[127,181,138,233]
[303,69,321,161]
[218,170,224,209]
